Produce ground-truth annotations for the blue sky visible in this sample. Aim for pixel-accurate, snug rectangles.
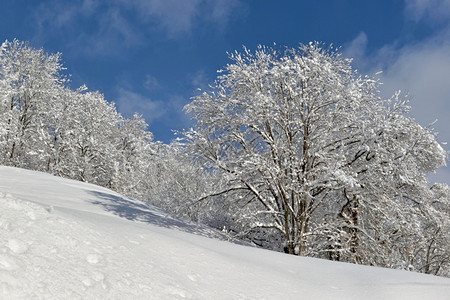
[1,0,449,184]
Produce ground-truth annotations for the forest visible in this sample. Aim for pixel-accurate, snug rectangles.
[1,39,449,277]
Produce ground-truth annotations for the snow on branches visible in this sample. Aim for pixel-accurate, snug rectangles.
[184,43,449,275]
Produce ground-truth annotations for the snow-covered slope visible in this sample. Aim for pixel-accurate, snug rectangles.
[0,166,449,299]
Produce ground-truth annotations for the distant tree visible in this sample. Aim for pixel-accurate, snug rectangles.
[184,43,448,271]
[143,142,219,222]
[413,183,450,276]
[110,113,155,198]
[47,87,121,185]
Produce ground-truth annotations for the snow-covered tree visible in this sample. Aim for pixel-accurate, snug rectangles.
[110,113,155,198]
[0,39,66,169]
[143,141,220,222]
[2,39,447,276]
[412,183,450,277]
[0,40,158,196]
[47,87,121,186]
[184,43,448,269]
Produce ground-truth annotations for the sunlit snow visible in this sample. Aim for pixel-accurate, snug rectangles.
[0,166,449,299]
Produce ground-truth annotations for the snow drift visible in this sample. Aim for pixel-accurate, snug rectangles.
[0,166,449,299]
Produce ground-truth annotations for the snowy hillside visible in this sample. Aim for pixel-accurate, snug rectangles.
[0,166,449,299]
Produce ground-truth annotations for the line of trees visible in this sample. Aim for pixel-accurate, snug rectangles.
[1,40,448,277]
[0,39,216,226]
[0,39,156,197]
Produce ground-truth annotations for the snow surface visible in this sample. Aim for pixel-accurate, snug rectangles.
[0,166,449,299]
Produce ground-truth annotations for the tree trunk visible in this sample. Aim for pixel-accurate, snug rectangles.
[340,190,360,261]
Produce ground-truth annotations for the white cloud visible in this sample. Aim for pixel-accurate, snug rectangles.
[189,69,210,91]
[114,86,191,132]
[124,0,202,37]
[342,32,368,66]
[163,94,193,132]
[118,0,243,37]
[344,29,450,184]
[36,0,98,29]
[405,0,450,22]
[115,88,166,124]
[34,0,243,53]
[76,7,142,55]
[79,0,99,15]
[380,39,450,129]
[379,37,450,185]
[143,74,160,91]
[207,0,243,30]
[34,1,142,56]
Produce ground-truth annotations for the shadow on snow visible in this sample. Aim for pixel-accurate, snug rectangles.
[87,190,226,240]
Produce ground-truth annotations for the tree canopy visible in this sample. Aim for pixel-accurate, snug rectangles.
[184,43,449,274]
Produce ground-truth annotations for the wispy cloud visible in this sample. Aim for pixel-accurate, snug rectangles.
[346,32,450,137]
[114,86,192,141]
[34,1,142,56]
[405,0,450,23]
[76,7,142,55]
[381,38,450,136]
[344,37,450,184]
[121,0,202,37]
[143,74,161,91]
[114,85,190,127]
[342,32,368,71]
[206,0,243,31]
[343,26,450,184]
[34,0,242,55]
[35,0,99,32]
[122,0,243,36]
[189,69,210,91]
[115,88,166,124]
